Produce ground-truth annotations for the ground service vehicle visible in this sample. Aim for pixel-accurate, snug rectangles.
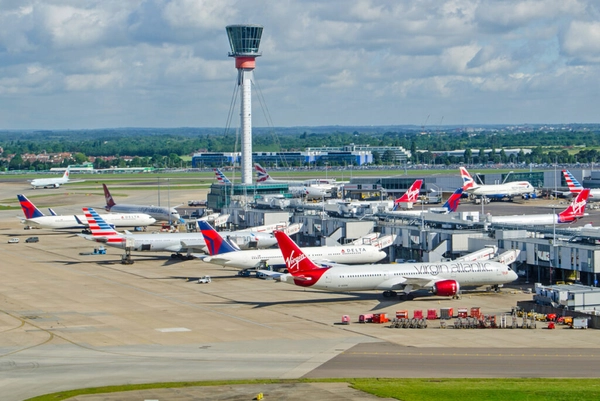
[197,276,211,284]
[25,237,39,243]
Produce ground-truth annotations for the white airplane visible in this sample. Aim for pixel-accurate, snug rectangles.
[103,183,183,224]
[255,163,330,199]
[79,208,287,259]
[197,220,387,270]
[29,167,84,189]
[488,189,590,226]
[17,194,156,230]
[460,167,536,200]
[273,230,518,299]
[562,170,600,199]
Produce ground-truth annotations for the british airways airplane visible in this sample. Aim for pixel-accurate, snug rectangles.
[460,167,536,199]
[273,230,518,299]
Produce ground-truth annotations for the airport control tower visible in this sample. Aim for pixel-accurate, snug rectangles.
[226,24,263,185]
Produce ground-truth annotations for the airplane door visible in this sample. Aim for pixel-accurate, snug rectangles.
[384,270,389,280]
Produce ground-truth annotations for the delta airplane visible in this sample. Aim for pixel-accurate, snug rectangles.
[385,187,464,217]
[460,167,536,199]
[488,189,590,226]
[214,168,232,184]
[103,184,183,224]
[255,163,330,199]
[29,168,85,189]
[197,220,387,270]
[562,170,600,199]
[17,194,156,230]
[273,230,518,299]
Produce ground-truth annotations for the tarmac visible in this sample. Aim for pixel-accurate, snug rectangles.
[1,178,600,400]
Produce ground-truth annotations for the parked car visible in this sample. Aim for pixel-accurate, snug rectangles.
[25,236,39,243]
[8,238,19,244]
[197,276,211,284]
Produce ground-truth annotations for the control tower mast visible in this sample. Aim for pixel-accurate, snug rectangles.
[226,24,263,185]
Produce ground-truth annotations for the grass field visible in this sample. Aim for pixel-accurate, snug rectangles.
[22,378,600,400]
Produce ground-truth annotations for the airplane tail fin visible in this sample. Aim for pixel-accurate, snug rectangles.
[254,163,271,183]
[63,167,70,180]
[562,170,583,194]
[459,167,477,190]
[82,207,124,242]
[273,230,322,275]
[197,220,239,255]
[393,179,423,208]
[214,168,232,184]
[17,194,45,219]
[558,189,590,223]
[442,188,464,212]
[102,184,117,211]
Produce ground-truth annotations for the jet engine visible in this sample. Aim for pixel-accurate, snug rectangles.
[432,280,460,297]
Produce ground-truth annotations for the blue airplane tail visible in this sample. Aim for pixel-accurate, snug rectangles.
[17,194,45,219]
[442,188,464,212]
[197,220,239,255]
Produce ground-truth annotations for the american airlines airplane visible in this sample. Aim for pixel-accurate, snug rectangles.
[197,220,387,270]
[488,189,590,225]
[103,184,183,224]
[460,167,536,199]
[17,194,156,230]
[273,230,518,299]
[562,170,600,199]
[79,208,288,259]
[29,167,85,189]
[254,163,330,199]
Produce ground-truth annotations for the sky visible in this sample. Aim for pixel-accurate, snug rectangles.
[0,0,599,130]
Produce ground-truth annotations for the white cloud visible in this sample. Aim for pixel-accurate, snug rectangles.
[0,0,598,128]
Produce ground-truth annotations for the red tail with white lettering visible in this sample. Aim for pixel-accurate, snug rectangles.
[394,179,423,204]
[102,184,117,211]
[558,188,590,223]
[273,230,320,274]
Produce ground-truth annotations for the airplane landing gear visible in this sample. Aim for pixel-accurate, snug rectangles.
[382,290,397,298]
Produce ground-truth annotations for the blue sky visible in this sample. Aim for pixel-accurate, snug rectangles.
[0,0,599,129]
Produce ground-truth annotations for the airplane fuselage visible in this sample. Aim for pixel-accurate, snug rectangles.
[278,260,517,292]
[26,213,156,229]
[202,245,387,270]
[468,181,535,198]
[106,204,181,223]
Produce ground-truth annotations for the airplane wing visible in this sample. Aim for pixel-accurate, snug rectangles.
[374,275,439,291]
[180,240,208,252]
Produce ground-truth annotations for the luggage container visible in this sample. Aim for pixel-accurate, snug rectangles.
[427,309,438,320]
[440,307,453,320]
[413,310,423,319]
[457,308,468,318]
[396,310,409,319]
[572,318,588,329]
[341,315,350,325]
[359,314,373,323]
[372,313,389,324]
[470,307,482,319]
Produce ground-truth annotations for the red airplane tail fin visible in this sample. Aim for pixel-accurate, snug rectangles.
[273,230,320,275]
[558,189,590,223]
